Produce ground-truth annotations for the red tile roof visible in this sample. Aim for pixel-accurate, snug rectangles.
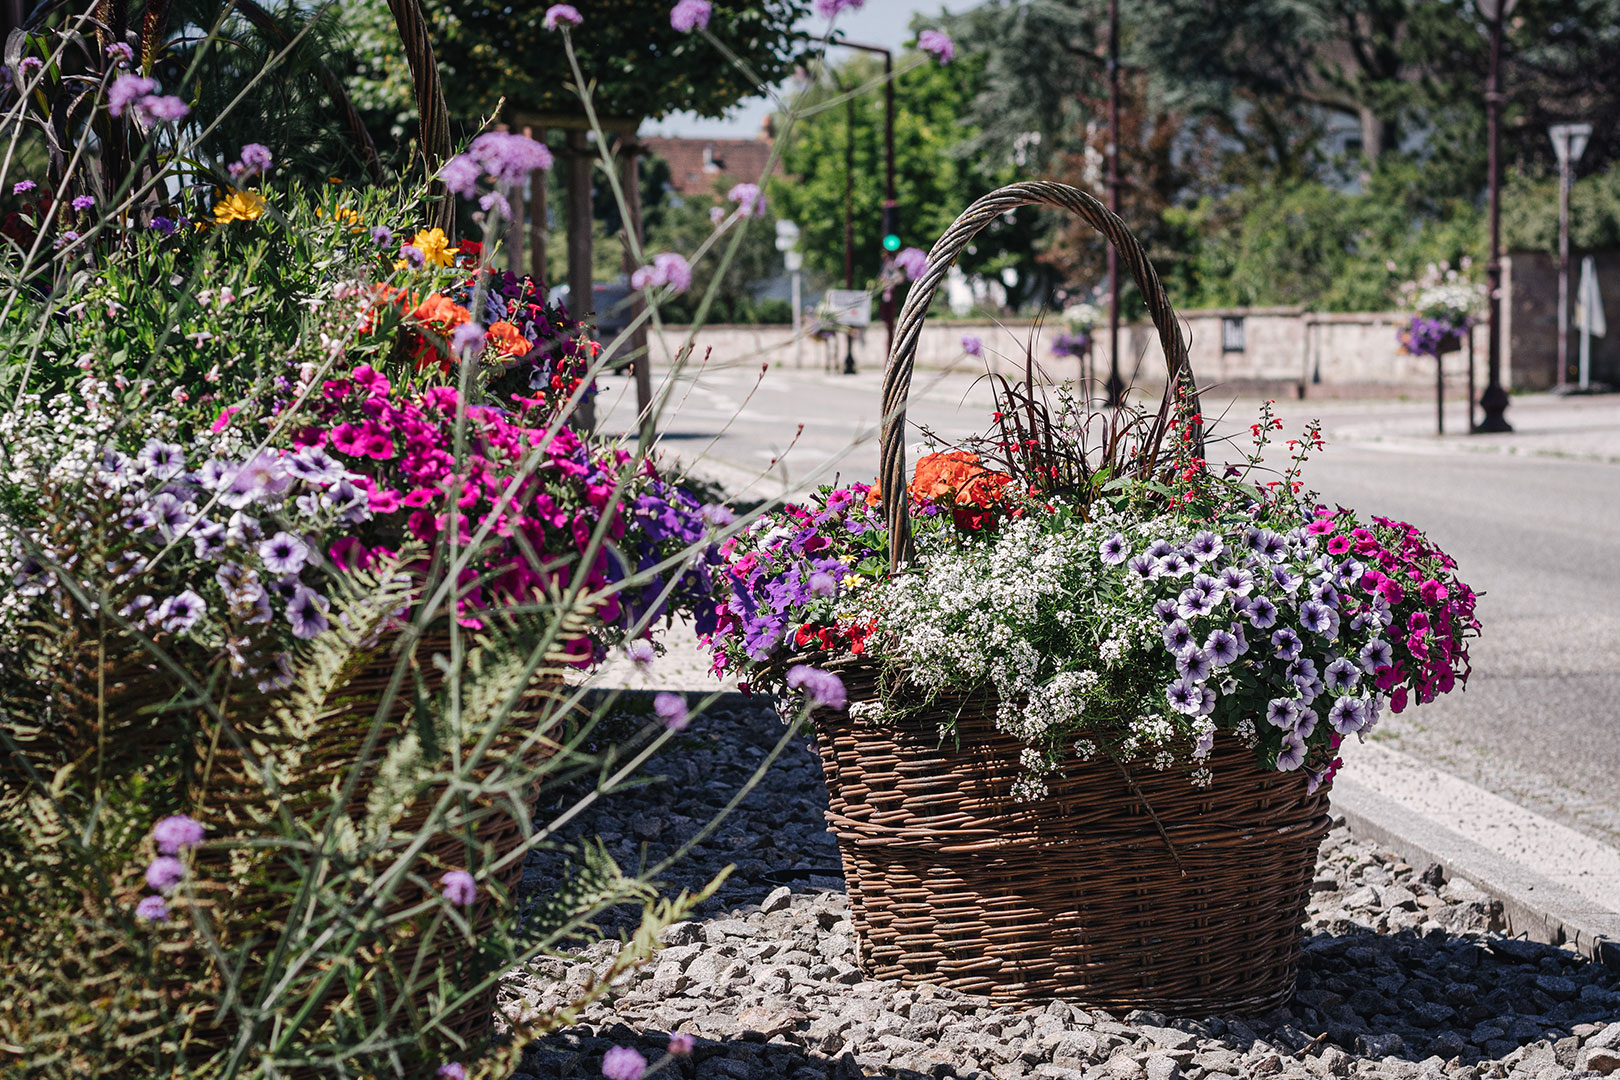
[641,135,779,199]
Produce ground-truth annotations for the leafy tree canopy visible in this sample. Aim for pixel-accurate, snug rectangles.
[428,0,811,124]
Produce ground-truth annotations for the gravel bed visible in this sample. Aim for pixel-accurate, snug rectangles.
[506,695,1620,1080]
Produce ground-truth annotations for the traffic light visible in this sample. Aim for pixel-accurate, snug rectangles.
[881,201,900,253]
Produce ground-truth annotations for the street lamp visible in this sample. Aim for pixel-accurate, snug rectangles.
[1104,0,1124,406]
[1473,0,1516,433]
[1549,122,1591,390]
[831,40,896,375]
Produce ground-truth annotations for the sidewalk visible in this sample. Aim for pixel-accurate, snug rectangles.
[1291,391,1620,463]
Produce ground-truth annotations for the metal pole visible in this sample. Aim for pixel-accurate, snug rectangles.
[1477,11,1512,432]
[881,51,897,360]
[1104,0,1124,406]
[792,268,803,368]
[621,144,654,445]
[843,84,857,375]
[1557,146,1572,390]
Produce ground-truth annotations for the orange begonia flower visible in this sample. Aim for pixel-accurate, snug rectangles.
[485,321,531,358]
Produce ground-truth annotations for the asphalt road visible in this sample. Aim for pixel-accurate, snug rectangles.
[595,362,1620,846]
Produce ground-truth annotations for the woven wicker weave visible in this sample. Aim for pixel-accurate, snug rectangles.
[817,182,1332,1013]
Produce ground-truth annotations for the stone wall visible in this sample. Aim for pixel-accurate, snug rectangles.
[650,308,1485,398]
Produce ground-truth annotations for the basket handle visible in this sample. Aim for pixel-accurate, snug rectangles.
[880,181,1197,571]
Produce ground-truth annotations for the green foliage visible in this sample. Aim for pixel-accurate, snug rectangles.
[1503,165,1620,252]
[769,51,1042,290]
[1159,160,1485,312]
[429,0,810,124]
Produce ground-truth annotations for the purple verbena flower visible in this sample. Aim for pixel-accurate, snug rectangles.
[894,247,928,281]
[106,42,134,66]
[108,73,156,117]
[670,0,712,32]
[961,334,983,357]
[917,29,955,63]
[12,180,35,194]
[726,182,765,217]
[72,195,95,211]
[786,665,846,710]
[370,224,393,246]
[654,691,690,731]
[139,94,190,123]
[436,1065,467,1080]
[439,870,476,906]
[145,856,185,893]
[135,895,170,921]
[668,1033,695,1056]
[814,0,865,16]
[543,4,582,30]
[601,1046,647,1080]
[152,814,205,854]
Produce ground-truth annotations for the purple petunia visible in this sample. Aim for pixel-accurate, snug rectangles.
[654,691,690,731]
[439,870,477,906]
[894,246,928,281]
[1205,629,1241,666]
[1245,595,1279,629]
[1177,648,1212,682]
[1298,599,1336,637]
[544,4,583,30]
[807,571,838,597]
[601,1046,647,1080]
[156,589,207,633]
[1151,598,1179,625]
[786,665,846,710]
[1264,697,1296,729]
[1165,678,1201,716]
[1358,638,1393,674]
[1126,552,1157,580]
[1328,696,1366,735]
[138,438,186,480]
[1176,585,1217,620]
[1099,532,1129,565]
[1275,731,1307,771]
[1219,565,1254,596]
[1162,620,1195,656]
[152,814,205,854]
[917,29,955,63]
[1324,656,1359,691]
[1188,531,1223,562]
[1271,627,1303,662]
[145,856,185,894]
[625,639,656,671]
[285,584,329,640]
[135,895,170,922]
[259,532,310,575]
[670,0,712,32]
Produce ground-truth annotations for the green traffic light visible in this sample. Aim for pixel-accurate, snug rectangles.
[882,233,901,252]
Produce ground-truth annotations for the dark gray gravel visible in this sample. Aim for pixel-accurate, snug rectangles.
[505,695,1620,1080]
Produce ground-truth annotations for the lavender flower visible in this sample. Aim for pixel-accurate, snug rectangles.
[961,334,983,357]
[152,814,205,854]
[285,584,329,639]
[436,1066,467,1080]
[814,0,865,16]
[107,42,134,65]
[1219,565,1254,596]
[156,590,207,633]
[1126,553,1157,580]
[12,180,35,194]
[71,195,95,211]
[786,665,846,709]
[654,691,690,731]
[108,74,157,117]
[631,251,694,295]
[1176,585,1217,620]
[259,531,310,575]
[894,247,928,281]
[135,895,170,922]
[601,1046,647,1080]
[625,639,656,672]
[1098,532,1129,565]
[1298,599,1336,636]
[145,856,185,893]
[439,870,476,906]
[543,4,583,30]
[727,182,765,217]
[1151,598,1179,625]
[918,29,955,63]
[370,225,393,246]
[670,0,712,31]
[668,1032,695,1055]
[451,320,486,354]
[807,571,838,597]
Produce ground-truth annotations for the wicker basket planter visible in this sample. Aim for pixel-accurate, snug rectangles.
[829,182,1333,1012]
[815,659,1331,1012]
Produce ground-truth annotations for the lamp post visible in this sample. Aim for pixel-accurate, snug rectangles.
[1473,0,1515,433]
[1104,0,1125,406]
[1550,123,1592,390]
[832,41,896,374]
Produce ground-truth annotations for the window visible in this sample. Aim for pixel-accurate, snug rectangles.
[1221,316,1246,353]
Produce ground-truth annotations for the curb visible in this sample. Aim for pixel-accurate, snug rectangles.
[1331,772,1620,973]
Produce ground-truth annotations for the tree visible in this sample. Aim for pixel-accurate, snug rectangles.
[768,50,1048,301]
[427,0,809,125]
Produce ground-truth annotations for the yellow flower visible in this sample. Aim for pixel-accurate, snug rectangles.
[841,574,862,589]
[213,188,266,224]
[318,205,364,231]
[408,227,457,268]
